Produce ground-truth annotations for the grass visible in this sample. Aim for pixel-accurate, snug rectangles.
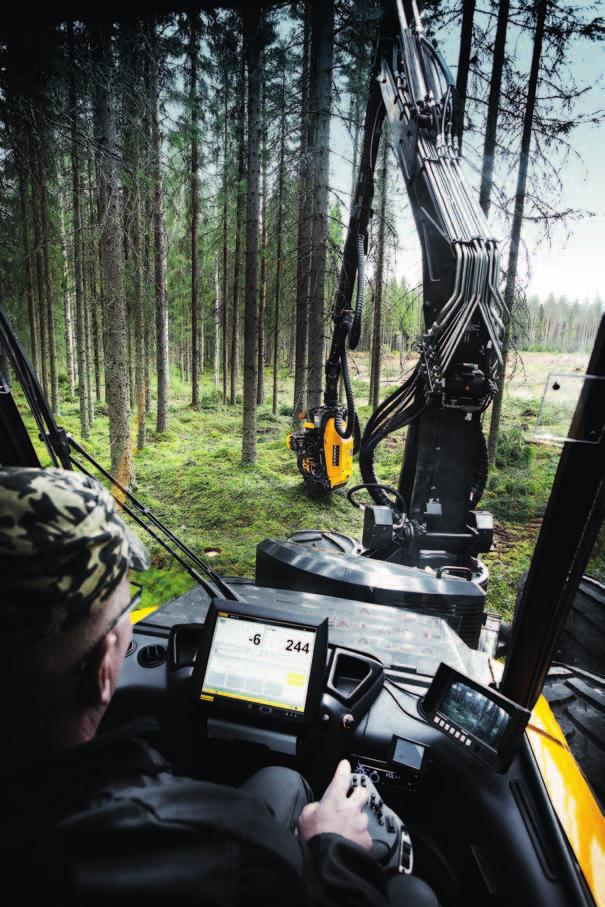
[19,350,591,623]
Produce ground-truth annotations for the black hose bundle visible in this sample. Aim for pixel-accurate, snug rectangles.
[334,234,366,444]
[349,234,366,351]
[358,360,427,510]
[334,347,355,441]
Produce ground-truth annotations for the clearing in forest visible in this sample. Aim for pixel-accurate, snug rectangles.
[20,349,595,622]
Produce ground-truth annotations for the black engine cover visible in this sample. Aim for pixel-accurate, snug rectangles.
[256,538,485,648]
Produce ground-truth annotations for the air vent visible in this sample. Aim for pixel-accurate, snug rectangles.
[125,640,137,658]
[137,643,167,668]
[327,648,383,704]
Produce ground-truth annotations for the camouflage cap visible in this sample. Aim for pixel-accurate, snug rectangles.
[0,467,149,650]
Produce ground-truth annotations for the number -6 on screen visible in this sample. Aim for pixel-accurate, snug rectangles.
[193,601,328,729]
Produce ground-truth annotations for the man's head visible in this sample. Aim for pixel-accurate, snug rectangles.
[0,467,149,768]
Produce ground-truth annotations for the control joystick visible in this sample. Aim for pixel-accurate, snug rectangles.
[348,772,413,875]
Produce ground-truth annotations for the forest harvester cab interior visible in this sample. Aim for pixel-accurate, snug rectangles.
[0,1,604,906]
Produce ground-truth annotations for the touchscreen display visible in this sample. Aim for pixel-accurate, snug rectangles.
[200,612,317,713]
[439,680,509,746]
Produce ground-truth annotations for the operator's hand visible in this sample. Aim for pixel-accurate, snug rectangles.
[297,759,372,850]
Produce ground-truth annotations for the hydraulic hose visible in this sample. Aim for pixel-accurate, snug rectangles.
[359,363,427,510]
[358,401,425,510]
[334,346,355,440]
[349,233,366,350]
[335,233,366,442]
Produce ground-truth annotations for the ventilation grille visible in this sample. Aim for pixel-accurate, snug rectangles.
[137,643,167,668]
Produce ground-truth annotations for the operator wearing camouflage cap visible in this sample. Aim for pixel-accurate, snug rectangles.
[0,467,148,650]
[0,467,437,907]
[0,466,149,788]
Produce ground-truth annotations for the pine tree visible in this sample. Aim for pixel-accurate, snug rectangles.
[292,0,313,418]
[488,0,548,465]
[478,0,510,217]
[93,21,132,485]
[241,8,264,465]
[306,0,334,410]
[272,68,287,415]
[150,22,169,434]
[189,11,201,409]
[69,22,90,437]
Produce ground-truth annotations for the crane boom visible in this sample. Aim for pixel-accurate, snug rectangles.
[290,0,507,571]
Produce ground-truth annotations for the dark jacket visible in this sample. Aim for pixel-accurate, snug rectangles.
[1,719,390,906]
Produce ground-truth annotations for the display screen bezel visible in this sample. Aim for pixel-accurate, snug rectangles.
[421,663,531,771]
[192,599,328,728]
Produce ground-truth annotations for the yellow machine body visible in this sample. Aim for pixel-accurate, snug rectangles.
[528,695,605,907]
[288,408,354,493]
[131,605,159,624]
[322,417,354,489]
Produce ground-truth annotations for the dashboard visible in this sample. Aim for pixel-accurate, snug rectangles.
[104,585,593,907]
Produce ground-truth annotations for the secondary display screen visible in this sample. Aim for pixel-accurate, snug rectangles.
[392,737,425,771]
[422,663,531,771]
[201,612,317,713]
[440,680,509,746]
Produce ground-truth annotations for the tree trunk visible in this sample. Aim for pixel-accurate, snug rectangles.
[230,52,246,405]
[86,152,102,402]
[189,12,200,408]
[453,0,476,151]
[69,22,90,437]
[150,24,169,433]
[132,164,147,450]
[369,142,388,411]
[16,154,39,376]
[95,145,109,404]
[257,70,267,406]
[293,0,312,418]
[306,0,334,410]
[124,25,146,450]
[349,85,361,201]
[142,54,154,417]
[83,252,94,427]
[0,281,10,386]
[479,0,510,217]
[28,126,49,398]
[37,144,59,415]
[94,23,132,486]
[272,72,286,416]
[487,0,547,465]
[221,52,229,404]
[241,8,263,465]
[59,187,76,398]
[214,259,220,388]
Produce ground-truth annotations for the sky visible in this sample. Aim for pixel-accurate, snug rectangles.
[329,6,604,304]
[504,32,604,302]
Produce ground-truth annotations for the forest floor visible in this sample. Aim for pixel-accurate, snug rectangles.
[23,349,595,622]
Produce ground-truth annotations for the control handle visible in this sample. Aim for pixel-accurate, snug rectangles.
[348,772,413,875]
